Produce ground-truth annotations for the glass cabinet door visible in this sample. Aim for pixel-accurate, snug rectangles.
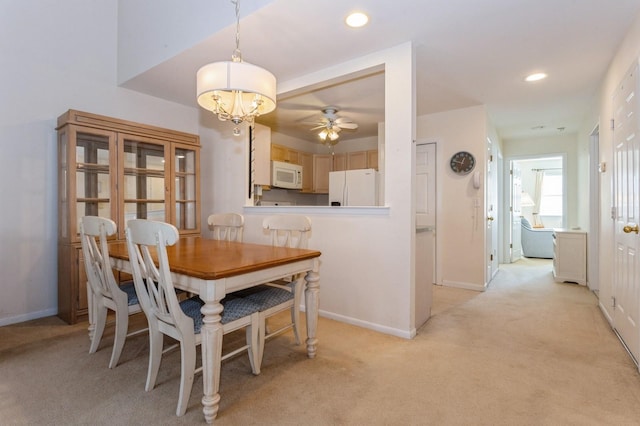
[119,135,170,238]
[172,143,200,232]
[59,125,117,242]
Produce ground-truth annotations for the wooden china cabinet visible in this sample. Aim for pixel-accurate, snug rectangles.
[56,110,201,324]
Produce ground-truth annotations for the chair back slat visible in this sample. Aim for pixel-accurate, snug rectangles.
[208,213,244,242]
[80,216,120,299]
[263,215,311,249]
[126,220,185,329]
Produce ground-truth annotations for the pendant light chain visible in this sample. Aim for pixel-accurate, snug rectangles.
[232,0,242,62]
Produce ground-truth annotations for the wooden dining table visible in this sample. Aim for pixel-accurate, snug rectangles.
[109,236,321,423]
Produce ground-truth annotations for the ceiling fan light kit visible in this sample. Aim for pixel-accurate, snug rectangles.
[196,0,276,134]
[311,106,358,145]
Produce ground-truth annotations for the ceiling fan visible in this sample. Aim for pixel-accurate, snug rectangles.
[308,107,358,145]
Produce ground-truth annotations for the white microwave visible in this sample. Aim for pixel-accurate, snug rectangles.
[272,160,303,189]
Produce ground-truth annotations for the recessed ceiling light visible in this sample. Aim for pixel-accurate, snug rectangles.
[346,12,369,28]
[525,73,547,82]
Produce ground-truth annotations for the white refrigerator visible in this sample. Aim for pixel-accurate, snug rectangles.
[329,169,378,206]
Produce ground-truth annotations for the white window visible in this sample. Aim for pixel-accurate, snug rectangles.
[539,171,562,216]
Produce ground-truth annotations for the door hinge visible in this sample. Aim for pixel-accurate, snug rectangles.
[510,243,513,249]
[611,118,615,130]
[490,254,494,261]
[490,155,493,162]
[612,296,616,308]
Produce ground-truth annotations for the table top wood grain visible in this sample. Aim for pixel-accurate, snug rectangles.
[109,236,321,281]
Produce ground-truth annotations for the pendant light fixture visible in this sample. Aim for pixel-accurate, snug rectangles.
[196,0,276,134]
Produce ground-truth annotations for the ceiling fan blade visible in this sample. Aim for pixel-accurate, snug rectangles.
[302,117,329,124]
[337,122,358,130]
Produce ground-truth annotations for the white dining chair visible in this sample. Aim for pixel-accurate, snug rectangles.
[207,212,244,242]
[244,215,311,364]
[80,216,146,369]
[125,219,262,416]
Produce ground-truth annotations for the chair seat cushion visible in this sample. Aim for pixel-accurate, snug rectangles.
[230,284,272,298]
[245,286,294,311]
[120,281,139,306]
[179,296,261,334]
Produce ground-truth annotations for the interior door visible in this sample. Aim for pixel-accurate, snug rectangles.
[486,137,498,283]
[510,161,523,262]
[612,61,640,364]
[415,142,436,328]
[416,143,436,229]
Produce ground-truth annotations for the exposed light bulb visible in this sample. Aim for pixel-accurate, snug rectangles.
[525,72,547,82]
[346,12,369,28]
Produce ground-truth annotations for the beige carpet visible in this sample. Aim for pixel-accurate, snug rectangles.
[2,258,640,425]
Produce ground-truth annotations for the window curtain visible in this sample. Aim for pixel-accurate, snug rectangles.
[532,170,544,227]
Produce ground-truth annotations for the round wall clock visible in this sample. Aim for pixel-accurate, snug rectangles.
[449,151,476,175]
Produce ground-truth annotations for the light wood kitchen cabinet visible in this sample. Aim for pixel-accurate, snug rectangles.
[299,152,314,192]
[270,144,286,162]
[334,149,378,171]
[333,153,347,171]
[347,151,368,170]
[367,149,379,170]
[271,143,299,164]
[56,109,201,324]
[313,154,332,193]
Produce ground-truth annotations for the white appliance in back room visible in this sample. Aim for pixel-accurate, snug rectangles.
[329,168,378,206]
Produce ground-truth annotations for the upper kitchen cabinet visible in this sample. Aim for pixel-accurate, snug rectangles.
[334,150,378,171]
[271,143,300,164]
[56,109,200,323]
[333,153,347,171]
[347,151,368,169]
[313,154,332,193]
[299,152,314,192]
[367,150,379,170]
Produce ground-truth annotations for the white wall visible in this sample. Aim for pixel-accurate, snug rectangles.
[201,43,419,338]
[116,0,274,84]
[0,1,198,326]
[416,106,488,291]
[582,12,640,322]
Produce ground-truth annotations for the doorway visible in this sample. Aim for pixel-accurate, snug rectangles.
[415,141,436,328]
[503,155,566,263]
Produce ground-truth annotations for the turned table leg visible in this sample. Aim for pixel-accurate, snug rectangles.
[304,258,320,359]
[200,294,224,424]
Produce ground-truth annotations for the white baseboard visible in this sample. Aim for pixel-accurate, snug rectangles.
[442,280,487,292]
[0,308,58,327]
[598,301,613,326]
[318,309,414,339]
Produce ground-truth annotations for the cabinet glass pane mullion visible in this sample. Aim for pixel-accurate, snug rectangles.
[174,146,198,231]
[74,131,112,236]
[122,138,167,224]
